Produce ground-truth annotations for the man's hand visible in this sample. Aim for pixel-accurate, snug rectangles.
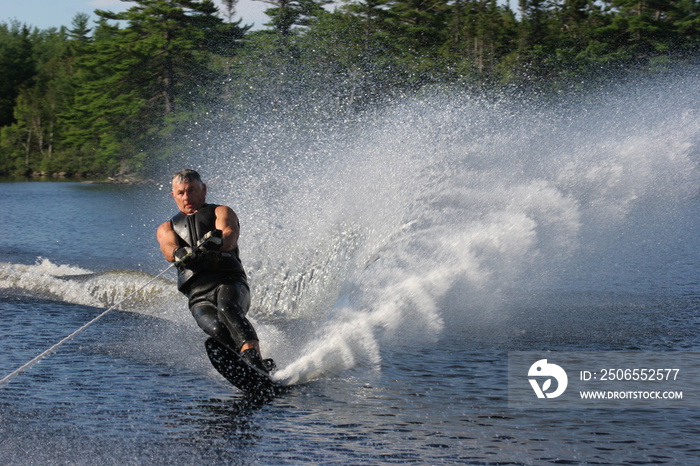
[171,230,221,266]
[199,229,223,251]
[173,246,195,265]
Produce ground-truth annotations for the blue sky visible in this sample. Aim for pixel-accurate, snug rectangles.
[1,0,270,31]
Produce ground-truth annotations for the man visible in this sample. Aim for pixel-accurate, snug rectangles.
[156,169,272,373]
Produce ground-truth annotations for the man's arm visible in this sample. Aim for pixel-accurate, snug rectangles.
[214,205,240,252]
[156,221,180,262]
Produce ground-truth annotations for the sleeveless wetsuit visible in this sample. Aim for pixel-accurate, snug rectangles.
[170,204,257,350]
[171,203,247,292]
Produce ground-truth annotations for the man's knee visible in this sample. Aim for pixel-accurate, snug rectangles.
[206,320,233,341]
[217,282,250,316]
[191,304,224,338]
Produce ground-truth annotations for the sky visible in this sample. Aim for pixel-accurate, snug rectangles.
[0,0,270,31]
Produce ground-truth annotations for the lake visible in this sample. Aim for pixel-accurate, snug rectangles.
[1,77,699,464]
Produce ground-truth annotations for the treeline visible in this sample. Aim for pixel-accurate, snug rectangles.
[1,0,699,179]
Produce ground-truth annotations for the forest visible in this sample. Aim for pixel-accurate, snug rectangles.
[1,0,699,179]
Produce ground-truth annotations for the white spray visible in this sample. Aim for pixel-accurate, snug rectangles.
[191,77,699,384]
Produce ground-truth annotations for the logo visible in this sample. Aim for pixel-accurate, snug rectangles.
[528,359,568,399]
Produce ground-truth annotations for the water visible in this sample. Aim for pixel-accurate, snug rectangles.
[1,73,699,464]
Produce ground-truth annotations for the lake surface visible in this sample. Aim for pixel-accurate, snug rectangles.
[1,77,699,464]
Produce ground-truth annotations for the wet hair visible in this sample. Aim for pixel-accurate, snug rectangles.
[172,169,203,185]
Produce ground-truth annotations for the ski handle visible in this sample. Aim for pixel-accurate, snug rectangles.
[174,229,223,264]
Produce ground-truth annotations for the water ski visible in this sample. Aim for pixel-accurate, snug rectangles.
[204,337,280,397]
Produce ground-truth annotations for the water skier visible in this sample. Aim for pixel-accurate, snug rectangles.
[156,169,273,374]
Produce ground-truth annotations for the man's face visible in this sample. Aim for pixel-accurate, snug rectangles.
[171,180,206,215]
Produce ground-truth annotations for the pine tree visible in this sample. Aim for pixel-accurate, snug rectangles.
[60,0,246,175]
[386,0,452,49]
[94,0,228,117]
[258,0,331,36]
[0,22,37,128]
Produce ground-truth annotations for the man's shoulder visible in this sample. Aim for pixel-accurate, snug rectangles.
[211,204,235,214]
[156,219,174,236]
[200,203,228,213]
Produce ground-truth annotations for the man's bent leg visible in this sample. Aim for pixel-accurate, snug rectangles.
[216,282,271,372]
[215,282,257,350]
[190,301,238,351]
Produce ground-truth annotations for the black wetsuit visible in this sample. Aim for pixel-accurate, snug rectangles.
[171,204,258,351]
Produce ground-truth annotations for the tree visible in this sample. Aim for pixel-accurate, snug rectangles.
[518,0,551,51]
[58,1,248,175]
[221,0,240,22]
[94,0,230,117]
[443,0,518,76]
[294,9,406,108]
[577,0,700,65]
[0,22,37,128]
[0,25,77,176]
[258,0,331,36]
[385,0,452,49]
[68,13,92,44]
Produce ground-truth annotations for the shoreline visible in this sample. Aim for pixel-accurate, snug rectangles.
[0,174,147,184]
